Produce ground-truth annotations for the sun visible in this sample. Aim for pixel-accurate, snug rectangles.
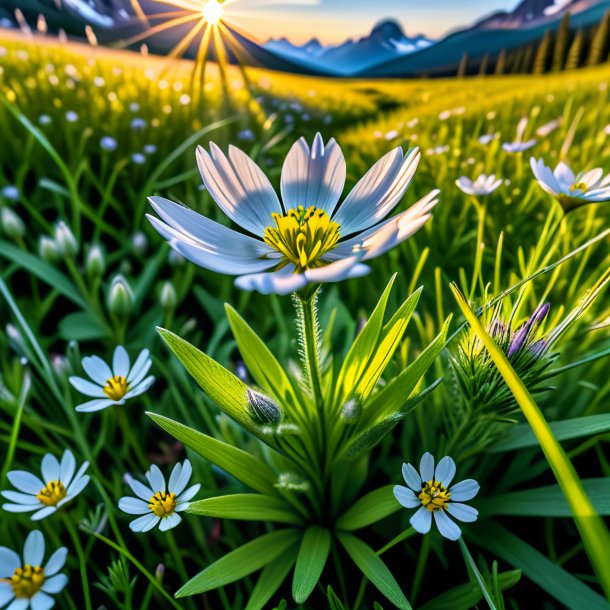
[202,0,223,24]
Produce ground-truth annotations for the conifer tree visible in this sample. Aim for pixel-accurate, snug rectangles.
[534,29,552,73]
[552,12,570,71]
[495,49,507,75]
[587,10,610,65]
[457,52,469,77]
[479,53,489,76]
[566,28,584,70]
[522,44,534,73]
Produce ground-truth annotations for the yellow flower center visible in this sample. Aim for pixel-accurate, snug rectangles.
[103,375,129,401]
[418,479,451,512]
[570,181,588,193]
[148,491,177,517]
[36,480,67,506]
[264,206,340,271]
[9,565,45,599]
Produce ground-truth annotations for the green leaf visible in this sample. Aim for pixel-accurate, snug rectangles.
[187,493,301,524]
[336,485,400,531]
[490,414,610,452]
[244,547,298,610]
[147,413,277,495]
[458,537,498,610]
[337,533,411,610]
[479,478,610,517]
[157,327,257,432]
[176,529,300,597]
[58,312,106,341]
[292,526,332,603]
[225,304,299,406]
[470,522,609,610]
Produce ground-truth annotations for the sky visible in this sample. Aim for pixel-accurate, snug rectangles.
[223,0,521,44]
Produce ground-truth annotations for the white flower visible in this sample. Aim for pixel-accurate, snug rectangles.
[393,452,479,541]
[456,174,502,196]
[535,118,562,137]
[478,133,496,145]
[69,346,154,412]
[530,158,610,212]
[1,450,89,521]
[147,133,438,295]
[0,530,68,610]
[502,140,536,153]
[118,460,200,532]
[100,136,118,151]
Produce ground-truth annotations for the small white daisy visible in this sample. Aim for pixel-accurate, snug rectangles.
[393,452,479,541]
[530,157,610,212]
[0,530,68,610]
[118,460,200,533]
[502,140,536,153]
[69,346,154,413]
[456,173,502,196]
[1,450,89,521]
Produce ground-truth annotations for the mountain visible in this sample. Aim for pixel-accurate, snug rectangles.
[361,0,610,77]
[264,20,434,75]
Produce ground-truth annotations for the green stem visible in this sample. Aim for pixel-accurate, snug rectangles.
[62,513,93,610]
[300,293,324,406]
[0,372,29,484]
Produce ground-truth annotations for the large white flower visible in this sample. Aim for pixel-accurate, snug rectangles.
[147,133,439,295]
[1,450,89,521]
[530,157,610,212]
[0,530,68,610]
[118,460,200,533]
[69,345,154,412]
[393,452,479,541]
[456,173,502,196]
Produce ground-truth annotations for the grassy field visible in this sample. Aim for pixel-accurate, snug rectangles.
[1,31,610,610]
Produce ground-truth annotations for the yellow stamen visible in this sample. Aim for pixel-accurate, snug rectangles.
[103,375,128,401]
[148,491,177,517]
[36,480,67,506]
[9,565,45,599]
[570,181,588,193]
[419,479,451,512]
[264,206,340,271]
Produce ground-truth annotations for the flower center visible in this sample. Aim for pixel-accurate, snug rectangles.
[264,206,340,271]
[36,480,67,506]
[418,479,451,512]
[103,375,128,401]
[570,181,588,193]
[10,565,45,599]
[148,491,177,517]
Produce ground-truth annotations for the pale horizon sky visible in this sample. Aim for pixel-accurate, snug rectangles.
[222,0,522,44]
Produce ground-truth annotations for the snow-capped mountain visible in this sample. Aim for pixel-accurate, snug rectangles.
[265,20,434,75]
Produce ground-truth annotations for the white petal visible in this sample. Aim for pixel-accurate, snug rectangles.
[44,548,68,576]
[23,530,45,566]
[434,510,462,540]
[30,591,56,610]
[176,484,200,504]
[304,257,370,284]
[419,452,435,482]
[1,491,40,505]
[446,502,478,523]
[118,497,151,515]
[122,376,155,400]
[159,512,182,532]
[235,264,308,295]
[170,460,192,496]
[167,463,183,495]
[126,475,154,501]
[580,168,603,188]
[456,177,474,195]
[74,398,115,412]
[129,513,160,533]
[333,147,420,236]
[6,598,29,610]
[41,573,68,594]
[0,582,14,606]
[68,376,106,398]
[409,506,432,534]
[402,463,422,491]
[553,161,575,188]
[126,350,151,384]
[81,355,112,385]
[2,503,40,513]
[280,134,346,215]
[112,346,130,378]
[0,548,21,578]
[449,479,480,502]
[59,451,76,487]
[196,143,281,236]
[65,471,89,498]
[41,454,60,484]
[146,465,166,492]
[7,471,45,495]
[393,485,420,509]
[434,456,456,487]
[31,506,57,521]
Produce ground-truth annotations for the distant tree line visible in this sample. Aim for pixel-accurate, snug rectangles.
[456,10,610,76]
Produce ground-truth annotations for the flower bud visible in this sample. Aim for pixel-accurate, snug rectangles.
[38,235,60,262]
[275,472,310,492]
[107,274,134,317]
[132,231,148,256]
[160,281,177,310]
[51,354,72,378]
[247,388,281,426]
[340,398,361,424]
[168,249,185,266]
[1,185,20,202]
[53,220,78,256]
[86,244,106,277]
[1,207,25,240]
[155,564,165,582]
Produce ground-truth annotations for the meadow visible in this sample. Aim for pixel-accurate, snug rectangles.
[0,31,610,610]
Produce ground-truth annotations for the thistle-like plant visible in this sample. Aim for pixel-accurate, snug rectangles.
[148,275,449,609]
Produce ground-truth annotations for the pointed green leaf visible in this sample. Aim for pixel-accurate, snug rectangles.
[245,547,298,610]
[292,526,332,603]
[176,529,300,597]
[336,485,400,531]
[458,537,499,610]
[187,493,301,524]
[147,413,277,495]
[337,533,411,610]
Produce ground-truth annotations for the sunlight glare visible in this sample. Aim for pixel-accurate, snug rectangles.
[202,0,223,24]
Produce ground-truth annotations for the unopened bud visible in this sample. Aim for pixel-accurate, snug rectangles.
[168,249,185,266]
[38,235,60,262]
[340,398,361,424]
[51,354,72,377]
[108,274,133,317]
[86,244,106,277]
[1,207,25,239]
[155,563,165,582]
[54,220,78,256]
[132,231,148,256]
[247,388,281,426]
[275,472,310,492]
[160,281,177,310]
